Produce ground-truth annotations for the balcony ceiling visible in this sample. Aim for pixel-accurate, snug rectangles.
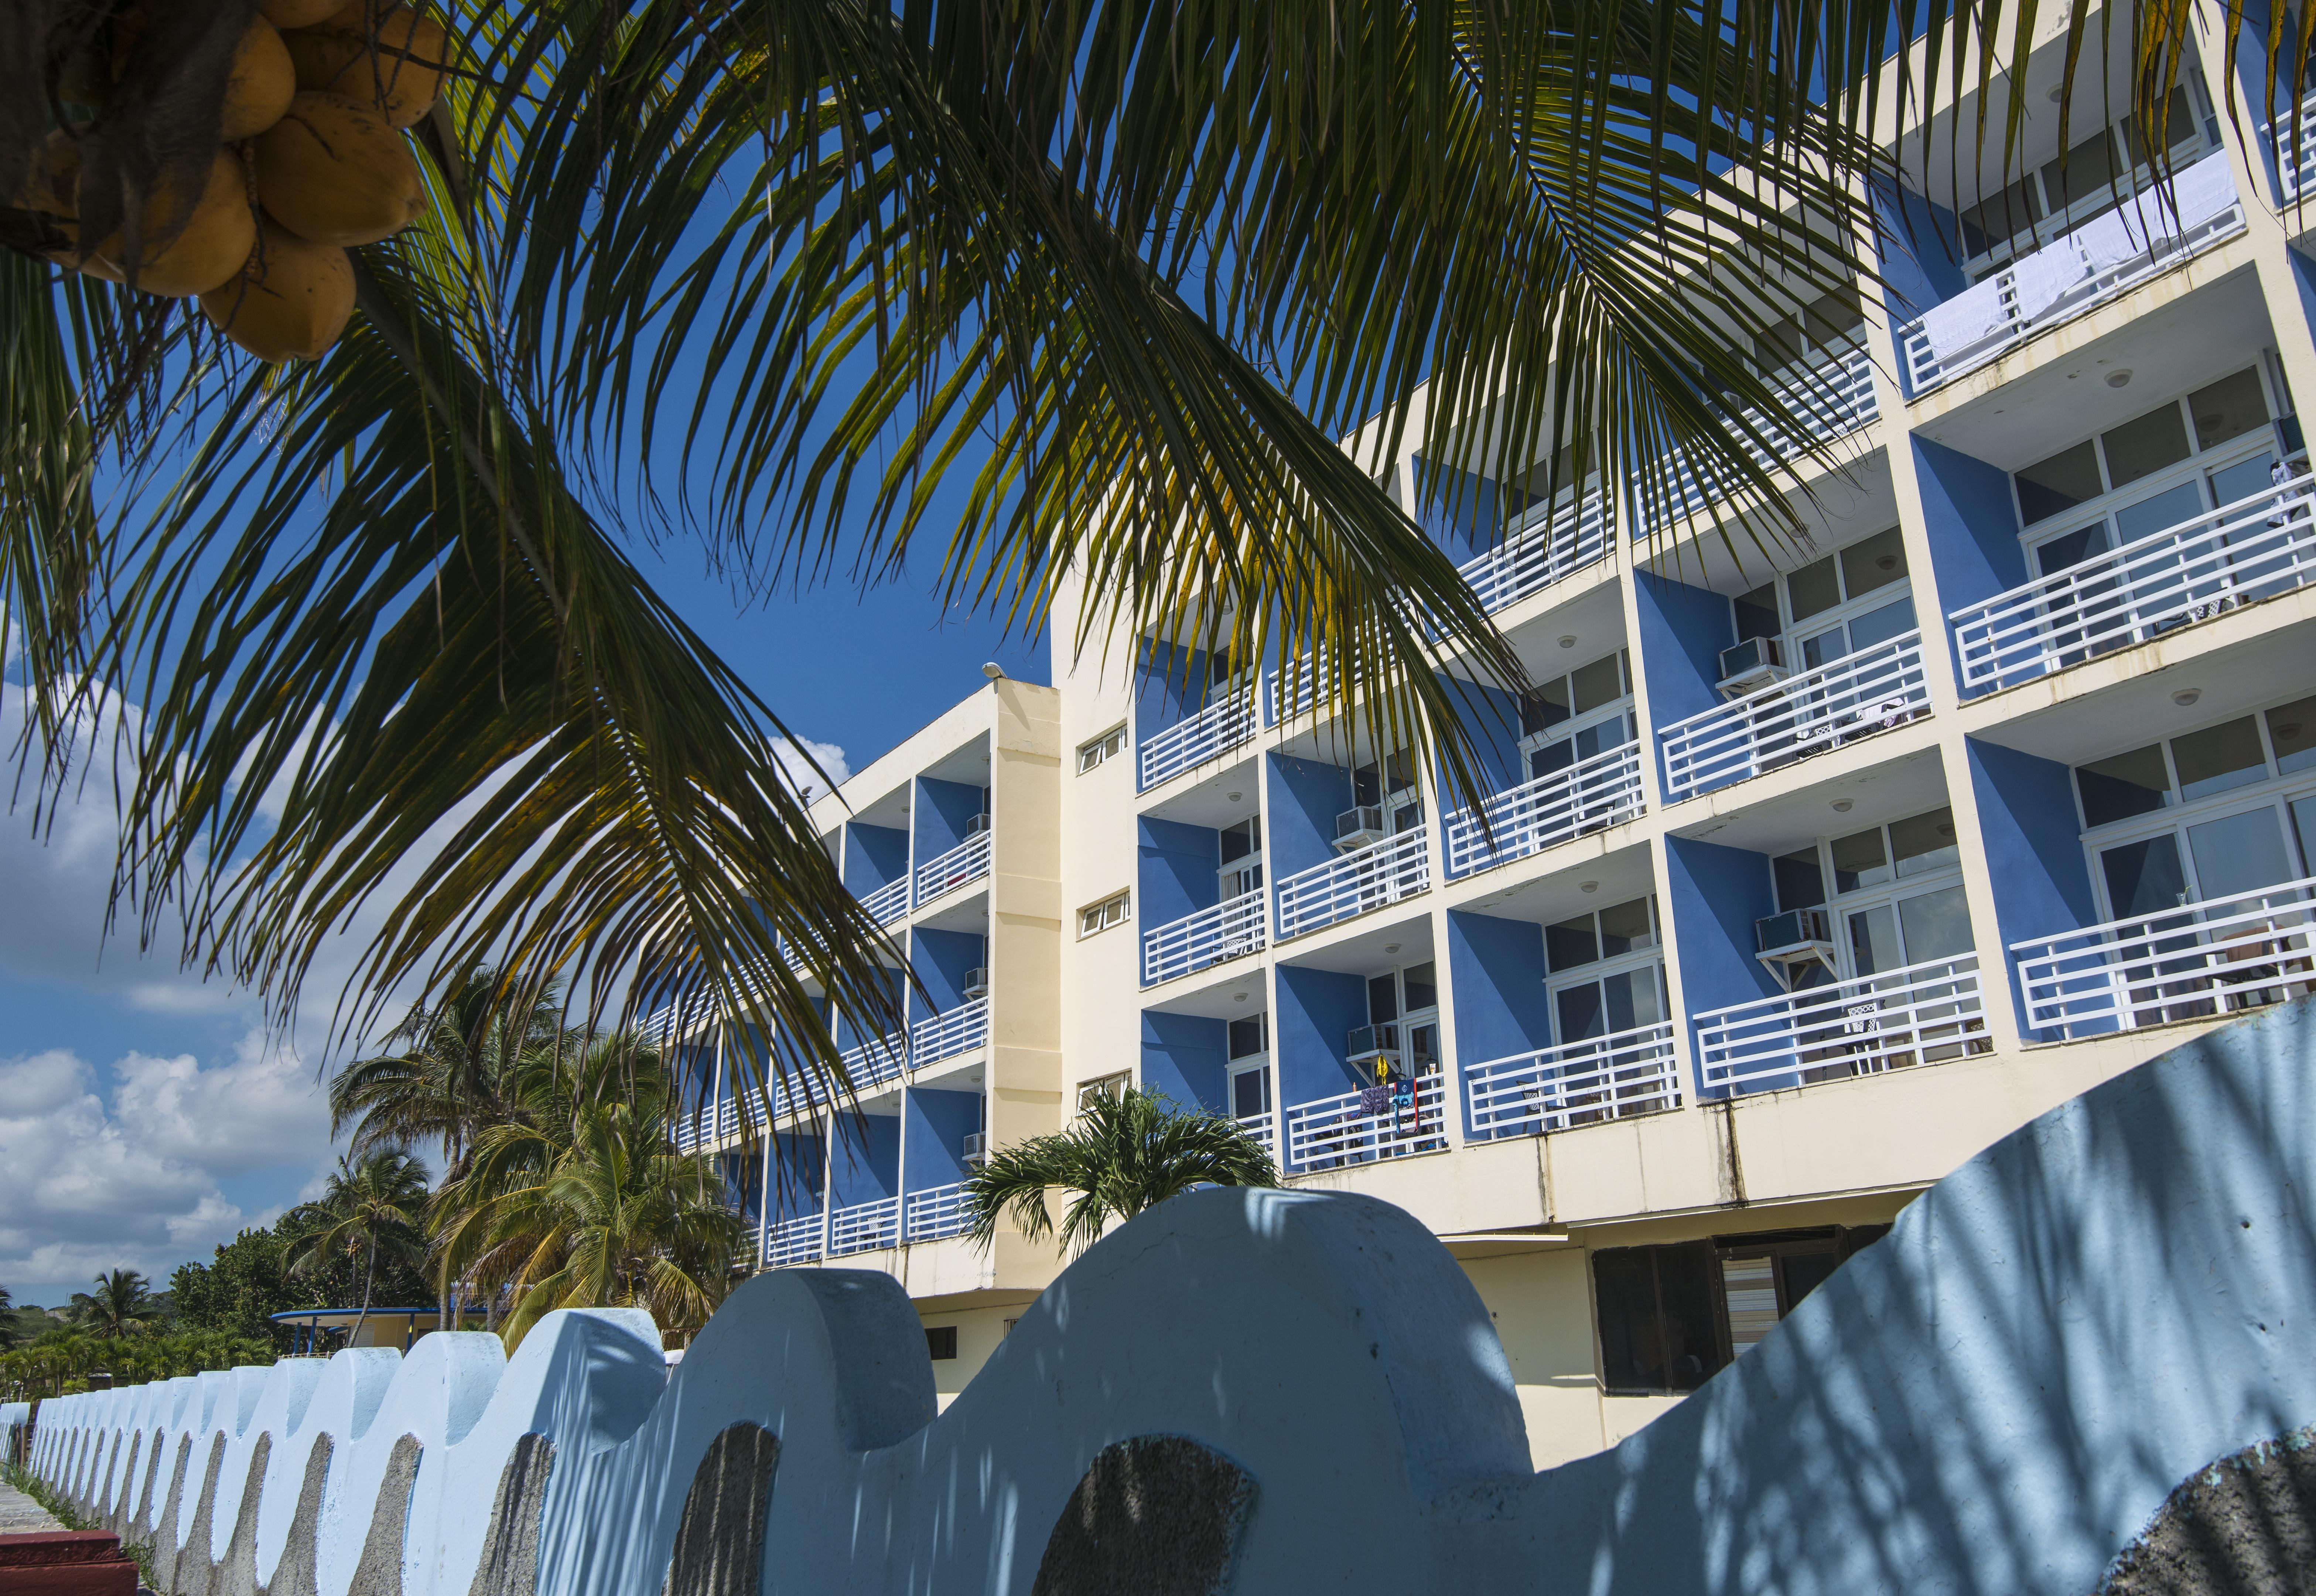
[1140,756,1261,828]
[1276,909,1436,978]
[1669,744,1949,856]
[1640,447,1901,598]
[1452,837,1655,927]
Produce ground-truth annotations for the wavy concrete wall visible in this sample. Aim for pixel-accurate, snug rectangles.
[12,997,2316,1595]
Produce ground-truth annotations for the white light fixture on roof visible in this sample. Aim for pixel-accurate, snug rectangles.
[1579,881,1599,893]
[2173,688,2203,707]
[1831,798,1854,813]
[2105,369,2133,389]
[981,662,1005,679]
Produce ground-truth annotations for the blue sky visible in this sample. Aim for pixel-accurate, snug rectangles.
[0,529,1050,1308]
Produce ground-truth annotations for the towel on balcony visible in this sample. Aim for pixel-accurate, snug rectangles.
[2008,240,2087,321]
[2075,207,2146,275]
[1915,274,2010,368]
[2107,150,2239,252]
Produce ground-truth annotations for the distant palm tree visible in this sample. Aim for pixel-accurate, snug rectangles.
[283,1150,433,1351]
[963,1087,1279,1255]
[67,1270,158,1339]
[331,964,571,1168]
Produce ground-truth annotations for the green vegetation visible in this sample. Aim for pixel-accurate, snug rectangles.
[67,1270,162,1339]
[964,1087,1279,1255]
[283,1150,433,1352]
[0,1461,160,1590]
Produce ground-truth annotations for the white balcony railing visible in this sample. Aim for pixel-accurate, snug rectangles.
[902,1182,971,1243]
[1274,826,1431,939]
[1464,1021,1682,1140]
[860,876,910,927]
[910,997,990,1068]
[1235,1111,1277,1159]
[2012,874,2316,1041]
[763,1213,824,1268]
[828,1195,903,1255]
[838,1030,908,1095]
[1444,743,1644,876]
[1694,955,1988,1094]
[1658,630,1928,802]
[2271,86,2316,203]
[1460,490,1612,613]
[1283,1076,1448,1170]
[1267,651,1326,726]
[1138,689,1257,789]
[912,830,990,907]
[1654,341,1881,530]
[1948,466,2316,691]
[1142,889,1268,984]
[1900,149,2242,391]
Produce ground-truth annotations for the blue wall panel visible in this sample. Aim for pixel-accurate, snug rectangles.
[1913,437,2027,684]
[903,1087,981,1189]
[1268,753,1354,881]
[1968,737,2099,1038]
[1633,572,1732,789]
[1663,835,1779,1095]
[909,927,986,1022]
[1445,910,1553,1106]
[1142,1010,1230,1113]
[1871,178,1970,322]
[843,821,909,897]
[1275,964,1369,1105]
[829,1114,901,1207]
[1139,816,1221,930]
[914,776,986,861]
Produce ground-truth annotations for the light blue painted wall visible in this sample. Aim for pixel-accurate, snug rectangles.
[1968,736,2100,1038]
[828,1115,901,1207]
[902,1087,978,1189]
[1632,571,1731,792]
[1663,835,1779,1092]
[1913,436,2027,691]
[1276,963,1368,1105]
[1871,177,1971,322]
[912,776,986,860]
[767,1131,824,1214]
[1267,752,1353,881]
[908,927,984,1022]
[841,821,908,897]
[1141,1010,1229,1113]
[1138,815,1219,932]
[1446,910,1554,1120]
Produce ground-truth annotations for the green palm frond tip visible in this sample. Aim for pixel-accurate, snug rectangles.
[961,1087,1281,1256]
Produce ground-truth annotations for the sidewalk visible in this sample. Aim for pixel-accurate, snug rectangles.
[0,1478,66,1535]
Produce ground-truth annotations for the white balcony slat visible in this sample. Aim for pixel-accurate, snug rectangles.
[1274,826,1431,939]
[1948,466,2316,691]
[1459,489,1612,612]
[1465,1022,1681,1139]
[1657,630,1929,802]
[763,1213,824,1268]
[1138,688,1258,789]
[1445,743,1643,875]
[1900,150,2242,391]
[1234,1112,1277,1158]
[1694,955,1988,1093]
[2012,874,2316,1040]
[2269,86,2316,203]
[860,876,910,927]
[912,830,990,907]
[902,1182,971,1243]
[828,1195,903,1255]
[1283,1076,1447,1170]
[1142,889,1268,985]
[1652,342,1881,531]
[909,997,990,1067]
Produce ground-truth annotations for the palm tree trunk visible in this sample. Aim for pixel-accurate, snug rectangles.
[349,1238,376,1350]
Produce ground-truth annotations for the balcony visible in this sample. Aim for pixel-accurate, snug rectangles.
[1142,889,1268,985]
[2271,87,2316,204]
[1652,341,1881,531]
[1464,1021,1681,1140]
[902,1182,971,1243]
[764,1213,824,1268]
[913,830,990,907]
[1694,954,1989,1094]
[1948,467,2316,693]
[836,1030,908,1098]
[910,996,990,1067]
[1444,743,1643,876]
[860,876,910,927]
[1138,689,1257,789]
[1899,150,2243,392]
[1235,1111,1277,1158]
[1275,826,1430,939]
[1282,1076,1447,1170]
[1658,630,1929,803]
[828,1195,902,1255]
[1460,489,1610,613]
[2012,874,2316,1041]
[1268,651,1325,726]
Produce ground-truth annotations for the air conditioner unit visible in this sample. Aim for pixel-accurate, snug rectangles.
[1717,636,1790,699]
[1754,906,1837,989]
[964,812,991,836]
[1347,1022,1401,1067]
[962,966,990,999]
[962,1132,989,1169]
[1333,805,1389,850]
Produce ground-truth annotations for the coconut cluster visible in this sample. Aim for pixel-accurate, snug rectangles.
[18,0,447,362]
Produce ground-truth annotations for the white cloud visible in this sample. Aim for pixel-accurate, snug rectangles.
[772,735,849,802]
[0,1038,330,1303]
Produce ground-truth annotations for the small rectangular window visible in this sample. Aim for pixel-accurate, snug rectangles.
[1889,808,1960,878]
[1230,1067,1271,1119]
[925,1325,958,1360]
[2172,717,2268,802]
[1830,827,1892,893]
[1227,1014,1267,1059]
[1402,961,1439,1011]
[2102,403,2193,490]
[1545,914,1600,972]
[1734,582,1780,642]
[1593,1242,1725,1395]
[1571,654,1625,715]
[1838,527,1908,600]
[2016,441,2104,526]
[1786,555,1842,622]
[1774,848,1827,912]
[2077,744,2173,827]
[2189,369,2269,451]
[1076,1071,1130,1114]
[1077,890,1131,937]
[1597,897,1656,956]
[1076,725,1128,774]
[2267,697,2316,774]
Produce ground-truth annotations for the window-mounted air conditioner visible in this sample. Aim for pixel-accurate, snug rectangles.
[963,966,990,1000]
[1333,805,1389,850]
[1717,636,1790,700]
[1754,906,1836,990]
[1347,1022,1401,1065]
[964,812,992,836]
[962,1132,990,1169]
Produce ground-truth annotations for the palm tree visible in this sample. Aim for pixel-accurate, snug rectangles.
[963,1087,1279,1256]
[67,1270,158,1339]
[0,0,2086,1141]
[331,964,573,1168]
[283,1150,433,1351]
[432,1037,741,1349]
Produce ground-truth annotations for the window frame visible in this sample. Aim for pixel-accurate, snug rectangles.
[1543,895,1667,1046]
[1520,648,1637,779]
[1771,808,1971,979]
[1076,1070,1131,1114]
[1076,724,1129,775]
[1076,889,1132,939]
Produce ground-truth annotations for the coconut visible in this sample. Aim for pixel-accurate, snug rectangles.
[221,17,298,140]
[281,2,448,128]
[261,0,348,29]
[201,220,354,360]
[253,91,425,245]
[95,150,259,298]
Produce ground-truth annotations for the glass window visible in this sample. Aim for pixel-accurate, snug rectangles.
[1838,527,1908,599]
[2189,369,2269,451]
[2112,480,2203,545]
[1227,1015,1267,1059]
[1592,1244,1726,1395]
[1403,961,1439,1011]
[2016,441,2103,526]
[2292,796,2316,874]
[1598,897,1656,955]
[1846,902,1902,975]
[1556,980,1606,1041]
[1571,653,1625,715]
[1231,1066,1270,1119]
[1522,677,1572,735]
[1367,974,1400,1024]
[1959,174,2042,256]
[2171,717,2267,802]
[1831,827,1892,892]
[2100,834,2188,918]
[2077,744,2172,827]
[1605,968,1664,1030]
[1076,725,1127,773]
[1897,885,1975,961]
[2120,85,2197,166]
[2036,523,2109,577]
[1755,318,1807,372]
[1803,286,1866,347]
[2102,403,2193,490]
[2186,809,2294,899]
[1530,741,1575,779]
[1545,915,1599,971]
[1787,555,1842,622]
[2209,451,2277,514]
[2041,129,2119,211]
[1735,582,1780,642]
[1220,815,1259,863]
[1774,848,1826,911]
[2267,697,2316,774]
[1889,808,1960,878]
[1845,595,1917,652]
[1077,891,1131,936]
